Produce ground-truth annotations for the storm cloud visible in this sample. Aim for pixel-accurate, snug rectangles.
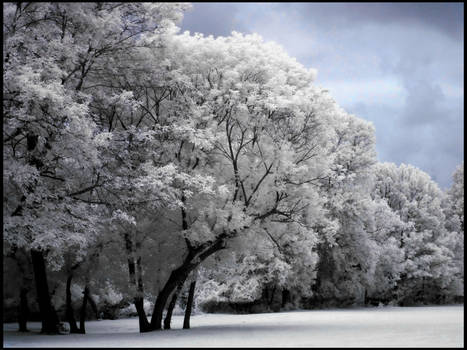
[180,3,463,189]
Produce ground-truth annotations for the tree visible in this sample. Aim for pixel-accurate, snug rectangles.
[443,162,464,301]
[311,110,379,306]
[137,31,345,330]
[372,163,458,304]
[3,2,190,333]
[4,2,102,333]
[363,198,406,304]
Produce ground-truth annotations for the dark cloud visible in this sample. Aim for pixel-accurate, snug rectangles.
[286,3,464,41]
[348,92,463,189]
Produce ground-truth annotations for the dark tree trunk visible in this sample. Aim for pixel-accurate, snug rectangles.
[134,297,150,332]
[135,243,150,332]
[79,286,89,334]
[150,268,189,331]
[15,247,33,332]
[65,274,80,333]
[30,249,59,334]
[281,289,290,308]
[183,280,196,329]
[164,282,184,330]
[149,238,225,331]
[18,288,29,332]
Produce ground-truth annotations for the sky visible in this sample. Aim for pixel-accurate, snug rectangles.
[179,2,464,189]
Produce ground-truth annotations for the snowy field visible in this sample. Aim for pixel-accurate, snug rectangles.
[3,305,463,348]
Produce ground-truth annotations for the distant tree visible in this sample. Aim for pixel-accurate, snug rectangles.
[443,162,464,301]
[363,198,406,304]
[311,111,379,306]
[372,163,458,305]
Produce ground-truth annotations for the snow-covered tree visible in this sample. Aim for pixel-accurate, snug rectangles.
[3,2,190,333]
[135,31,342,329]
[363,198,406,304]
[195,221,319,313]
[443,162,464,300]
[311,109,379,306]
[372,163,458,304]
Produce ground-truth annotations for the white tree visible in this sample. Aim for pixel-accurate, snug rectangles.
[363,198,406,304]
[3,1,190,333]
[311,110,379,306]
[443,162,464,300]
[135,31,342,329]
[372,163,458,304]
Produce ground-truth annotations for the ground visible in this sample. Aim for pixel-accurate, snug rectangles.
[3,305,464,347]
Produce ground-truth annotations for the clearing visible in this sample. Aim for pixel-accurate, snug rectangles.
[3,304,463,347]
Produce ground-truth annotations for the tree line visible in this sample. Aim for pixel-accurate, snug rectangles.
[3,2,464,334]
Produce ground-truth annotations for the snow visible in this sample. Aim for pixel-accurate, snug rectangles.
[3,305,463,348]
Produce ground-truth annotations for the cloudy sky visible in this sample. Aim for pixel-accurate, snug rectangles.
[179,2,463,189]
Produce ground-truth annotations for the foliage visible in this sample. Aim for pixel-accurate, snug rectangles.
[2,2,462,330]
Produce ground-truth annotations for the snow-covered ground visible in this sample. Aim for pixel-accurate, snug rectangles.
[3,305,463,348]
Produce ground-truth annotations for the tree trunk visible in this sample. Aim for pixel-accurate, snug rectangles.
[150,268,188,330]
[281,289,290,308]
[79,286,88,334]
[30,249,59,334]
[15,248,33,332]
[124,232,150,332]
[65,274,80,333]
[18,288,29,332]
[164,282,184,330]
[149,238,225,331]
[135,242,150,332]
[183,280,196,329]
[134,297,150,332]
[149,256,201,330]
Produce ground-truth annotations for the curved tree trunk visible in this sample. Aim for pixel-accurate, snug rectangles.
[164,282,184,330]
[149,237,226,331]
[150,268,189,330]
[147,191,225,331]
[30,249,59,334]
[18,288,29,332]
[183,280,196,329]
[134,297,150,332]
